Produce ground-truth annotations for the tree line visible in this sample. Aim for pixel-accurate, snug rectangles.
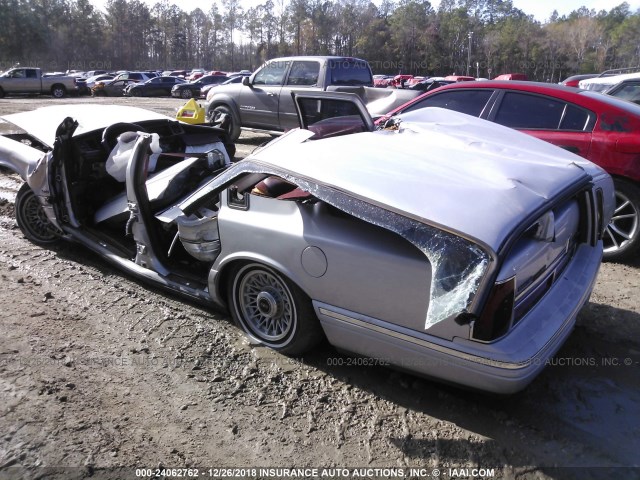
[0,0,638,82]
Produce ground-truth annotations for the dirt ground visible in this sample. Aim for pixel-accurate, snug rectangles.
[0,97,639,480]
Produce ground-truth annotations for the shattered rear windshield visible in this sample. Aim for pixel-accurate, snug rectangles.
[190,163,490,329]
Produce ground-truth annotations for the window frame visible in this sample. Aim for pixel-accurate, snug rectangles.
[487,90,596,132]
[402,89,496,118]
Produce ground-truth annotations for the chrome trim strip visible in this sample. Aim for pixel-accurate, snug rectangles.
[318,306,572,371]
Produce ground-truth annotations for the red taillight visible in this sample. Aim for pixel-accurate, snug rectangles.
[472,277,515,341]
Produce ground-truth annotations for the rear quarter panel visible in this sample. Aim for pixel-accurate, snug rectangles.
[590,123,640,182]
[215,193,431,332]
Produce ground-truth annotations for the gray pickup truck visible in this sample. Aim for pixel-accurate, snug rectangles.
[0,67,78,98]
[204,56,420,140]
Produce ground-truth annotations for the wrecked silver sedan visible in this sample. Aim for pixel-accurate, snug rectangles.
[0,99,614,393]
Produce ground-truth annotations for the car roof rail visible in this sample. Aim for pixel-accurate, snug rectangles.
[598,66,640,77]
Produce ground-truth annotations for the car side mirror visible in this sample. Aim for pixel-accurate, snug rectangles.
[242,76,251,87]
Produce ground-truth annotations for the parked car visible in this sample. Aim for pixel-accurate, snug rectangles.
[227,70,252,77]
[493,73,528,81]
[200,75,247,99]
[408,78,455,92]
[579,71,640,92]
[125,76,186,97]
[444,75,475,82]
[187,69,206,82]
[0,97,613,394]
[378,80,640,261]
[168,70,188,78]
[391,74,414,88]
[604,78,640,105]
[74,78,90,96]
[0,67,77,98]
[560,74,598,88]
[91,78,139,97]
[373,75,394,88]
[85,74,114,89]
[84,70,108,78]
[112,71,154,83]
[171,75,229,99]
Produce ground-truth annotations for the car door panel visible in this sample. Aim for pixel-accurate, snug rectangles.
[240,86,281,128]
[239,61,290,130]
[518,130,592,159]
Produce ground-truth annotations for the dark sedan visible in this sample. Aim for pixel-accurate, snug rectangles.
[200,74,249,99]
[125,76,185,97]
[171,75,229,99]
[380,81,640,261]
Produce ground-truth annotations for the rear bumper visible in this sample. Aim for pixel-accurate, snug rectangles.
[315,242,602,394]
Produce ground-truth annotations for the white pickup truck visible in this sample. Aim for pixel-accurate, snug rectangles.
[0,67,78,98]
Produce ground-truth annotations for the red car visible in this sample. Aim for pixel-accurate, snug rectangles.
[493,73,528,81]
[379,81,640,261]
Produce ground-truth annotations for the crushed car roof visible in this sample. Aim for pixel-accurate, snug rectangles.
[250,108,601,250]
[1,105,169,148]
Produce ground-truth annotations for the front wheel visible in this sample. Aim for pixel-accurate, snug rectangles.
[227,263,323,355]
[209,105,240,142]
[603,178,640,262]
[15,184,61,245]
[181,88,192,99]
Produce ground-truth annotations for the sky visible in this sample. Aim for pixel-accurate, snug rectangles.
[91,0,640,21]
[510,0,639,22]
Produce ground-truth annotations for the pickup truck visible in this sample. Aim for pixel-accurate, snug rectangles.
[0,67,78,98]
[204,56,420,140]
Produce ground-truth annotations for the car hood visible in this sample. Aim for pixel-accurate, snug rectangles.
[250,108,602,251]
[1,104,169,149]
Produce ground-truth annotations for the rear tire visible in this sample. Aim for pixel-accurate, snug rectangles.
[603,178,640,262]
[227,262,323,355]
[51,85,66,98]
[15,184,61,245]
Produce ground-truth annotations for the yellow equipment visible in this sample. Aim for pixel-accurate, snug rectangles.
[176,98,206,124]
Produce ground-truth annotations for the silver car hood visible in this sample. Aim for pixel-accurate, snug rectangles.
[1,104,169,148]
[249,108,601,251]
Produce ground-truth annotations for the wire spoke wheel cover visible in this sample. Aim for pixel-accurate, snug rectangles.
[15,184,60,244]
[227,262,323,354]
[235,265,296,343]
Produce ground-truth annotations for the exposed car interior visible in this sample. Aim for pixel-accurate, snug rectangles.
[51,119,232,277]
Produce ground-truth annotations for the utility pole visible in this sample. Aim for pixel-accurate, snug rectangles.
[466,31,473,76]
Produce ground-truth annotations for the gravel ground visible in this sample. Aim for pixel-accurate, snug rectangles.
[0,97,639,480]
